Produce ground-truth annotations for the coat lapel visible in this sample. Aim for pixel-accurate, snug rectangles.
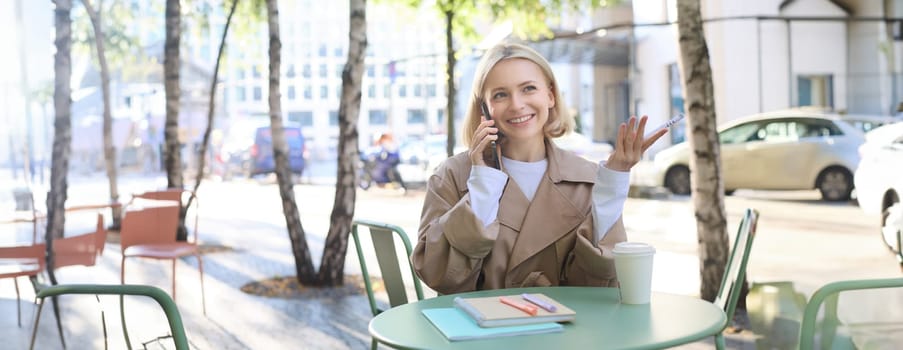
[505,142,597,271]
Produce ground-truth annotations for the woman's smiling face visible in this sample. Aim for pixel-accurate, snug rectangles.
[483,58,556,144]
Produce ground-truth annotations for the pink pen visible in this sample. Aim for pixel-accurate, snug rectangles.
[521,293,557,312]
[499,296,538,316]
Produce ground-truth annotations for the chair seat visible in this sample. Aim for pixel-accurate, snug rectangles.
[123,243,198,259]
[0,259,41,278]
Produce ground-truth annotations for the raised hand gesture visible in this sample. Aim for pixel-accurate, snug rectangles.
[605,115,667,172]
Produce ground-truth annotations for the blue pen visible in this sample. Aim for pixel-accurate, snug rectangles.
[521,293,557,313]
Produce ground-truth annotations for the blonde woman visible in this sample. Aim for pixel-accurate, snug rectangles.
[412,43,666,294]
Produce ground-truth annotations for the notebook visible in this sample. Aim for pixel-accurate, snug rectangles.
[421,307,563,341]
[453,293,576,327]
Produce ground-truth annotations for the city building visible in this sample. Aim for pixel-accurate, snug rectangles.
[631,0,903,152]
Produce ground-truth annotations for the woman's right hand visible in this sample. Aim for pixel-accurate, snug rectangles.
[470,119,500,167]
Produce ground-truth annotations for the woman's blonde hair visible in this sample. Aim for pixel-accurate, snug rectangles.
[462,42,572,147]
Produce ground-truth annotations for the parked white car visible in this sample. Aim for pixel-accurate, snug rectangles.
[397,134,457,184]
[854,121,903,257]
[634,110,870,201]
[553,132,614,164]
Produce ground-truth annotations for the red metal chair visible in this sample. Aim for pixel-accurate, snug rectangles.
[0,242,46,327]
[120,190,206,314]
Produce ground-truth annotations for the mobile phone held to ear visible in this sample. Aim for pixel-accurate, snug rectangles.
[480,101,501,169]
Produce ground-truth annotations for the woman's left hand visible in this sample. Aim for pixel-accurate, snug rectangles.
[605,115,667,172]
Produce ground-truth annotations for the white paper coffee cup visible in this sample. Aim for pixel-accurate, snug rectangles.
[613,242,656,304]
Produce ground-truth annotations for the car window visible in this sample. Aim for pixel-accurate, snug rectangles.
[796,119,842,138]
[843,119,888,133]
[757,121,798,142]
[719,123,760,144]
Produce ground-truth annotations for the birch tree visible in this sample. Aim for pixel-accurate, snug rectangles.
[188,0,240,211]
[163,0,183,191]
[316,0,367,285]
[675,0,729,301]
[80,0,123,230]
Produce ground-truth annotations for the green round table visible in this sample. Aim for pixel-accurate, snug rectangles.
[369,286,727,350]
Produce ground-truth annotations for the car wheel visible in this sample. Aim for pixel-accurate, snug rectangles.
[725,189,736,196]
[664,165,691,195]
[816,167,853,201]
[881,195,902,254]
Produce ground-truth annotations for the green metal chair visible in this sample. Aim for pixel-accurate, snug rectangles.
[713,208,760,350]
[798,277,903,350]
[29,284,188,350]
[351,219,424,316]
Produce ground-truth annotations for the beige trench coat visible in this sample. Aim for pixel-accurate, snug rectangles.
[411,141,627,295]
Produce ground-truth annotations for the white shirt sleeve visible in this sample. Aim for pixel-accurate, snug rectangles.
[592,162,631,244]
[467,165,508,227]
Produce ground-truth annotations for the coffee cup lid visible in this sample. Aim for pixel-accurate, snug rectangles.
[613,242,656,255]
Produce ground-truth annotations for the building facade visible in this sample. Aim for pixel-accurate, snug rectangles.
[632,0,903,153]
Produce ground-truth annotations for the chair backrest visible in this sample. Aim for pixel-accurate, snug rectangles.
[714,208,760,322]
[798,277,903,350]
[0,242,46,277]
[30,284,189,350]
[351,219,424,316]
[120,200,180,250]
[131,189,199,242]
[52,213,106,269]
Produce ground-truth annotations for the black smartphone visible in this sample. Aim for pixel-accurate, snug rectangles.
[480,101,501,169]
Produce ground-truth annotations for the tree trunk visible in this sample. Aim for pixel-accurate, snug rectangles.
[190,0,239,211]
[47,0,73,285]
[163,0,183,191]
[444,9,456,157]
[82,0,122,229]
[316,0,367,286]
[265,0,317,284]
[675,0,729,302]
[164,0,188,241]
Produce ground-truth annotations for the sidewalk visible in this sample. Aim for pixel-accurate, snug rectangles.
[3,172,895,349]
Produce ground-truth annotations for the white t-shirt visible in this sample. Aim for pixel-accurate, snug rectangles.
[467,158,629,245]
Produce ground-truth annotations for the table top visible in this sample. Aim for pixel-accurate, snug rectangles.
[369,286,727,350]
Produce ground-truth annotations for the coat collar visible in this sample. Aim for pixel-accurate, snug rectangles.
[499,141,598,271]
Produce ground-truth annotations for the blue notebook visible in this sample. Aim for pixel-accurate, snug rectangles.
[421,307,563,341]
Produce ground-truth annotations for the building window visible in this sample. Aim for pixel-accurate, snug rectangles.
[318,44,328,57]
[797,74,834,109]
[286,64,296,78]
[399,85,407,97]
[414,84,422,97]
[302,64,311,78]
[367,65,375,77]
[369,110,387,125]
[368,85,376,98]
[329,110,339,126]
[319,64,328,78]
[288,111,314,127]
[235,86,246,101]
[407,109,425,124]
[334,47,344,57]
[335,64,344,78]
[427,84,436,97]
[236,68,245,80]
[253,86,263,101]
[304,86,312,99]
[383,85,391,99]
[668,63,686,144]
[287,85,296,100]
[320,86,329,99]
[252,65,261,78]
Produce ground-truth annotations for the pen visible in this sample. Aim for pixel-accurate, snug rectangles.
[521,293,557,313]
[644,113,685,138]
[499,296,538,316]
